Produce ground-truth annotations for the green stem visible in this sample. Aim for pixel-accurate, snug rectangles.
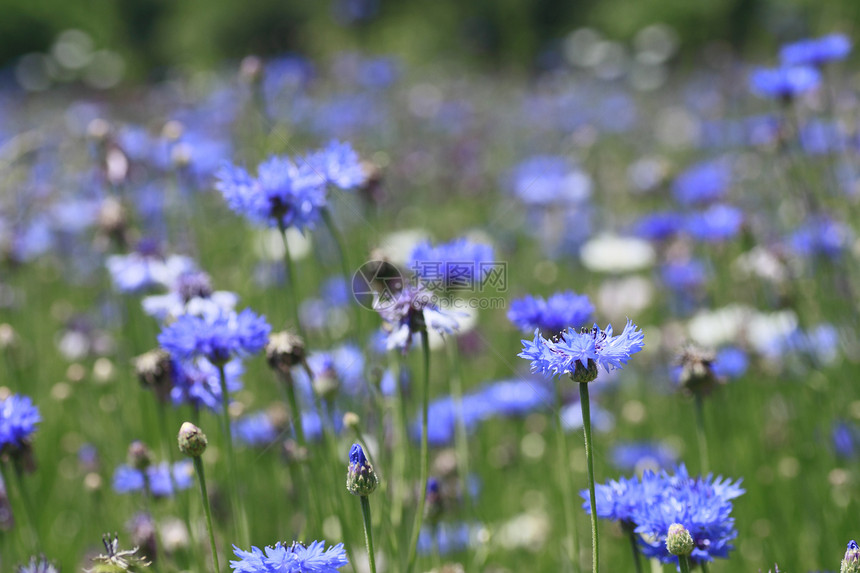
[694,393,710,475]
[699,561,708,573]
[580,382,599,573]
[0,459,38,553]
[446,340,472,509]
[553,385,579,569]
[277,221,305,339]
[360,496,378,573]
[283,370,306,448]
[405,329,431,573]
[628,528,643,573]
[216,363,247,546]
[678,555,691,573]
[192,456,221,573]
[321,207,362,336]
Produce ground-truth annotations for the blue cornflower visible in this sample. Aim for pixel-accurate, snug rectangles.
[0,394,40,453]
[106,243,197,294]
[581,471,662,529]
[215,157,327,231]
[230,540,348,572]
[632,211,685,241]
[417,522,476,556]
[113,461,193,498]
[781,34,851,67]
[685,204,743,243]
[16,555,59,573]
[712,346,748,379]
[610,442,678,472]
[507,291,595,335]
[301,140,367,190]
[672,160,731,206]
[143,270,239,322]
[787,216,852,259]
[234,412,279,447]
[376,283,461,352]
[158,308,271,364]
[519,320,644,383]
[408,237,496,291]
[832,421,859,459]
[508,155,593,206]
[632,464,744,566]
[749,66,821,101]
[170,358,243,411]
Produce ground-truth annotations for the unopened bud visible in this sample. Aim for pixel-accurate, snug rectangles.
[346,443,378,496]
[133,350,173,403]
[677,344,718,396]
[666,523,694,557]
[842,540,860,573]
[177,422,207,457]
[343,412,360,430]
[265,331,306,376]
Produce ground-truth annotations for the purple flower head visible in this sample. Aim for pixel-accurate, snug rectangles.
[348,443,368,467]
[408,237,496,291]
[632,211,685,241]
[787,216,852,259]
[712,347,748,379]
[215,157,327,231]
[508,155,592,206]
[749,66,821,101]
[158,308,271,364]
[376,283,461,352]
[519,320,645,382]
[301,140,367,190]
[170,357,243,411]
[0,394,40,453]
[781,34,852,67]
[230,540,348,572]
[234,412,278,447]
[507,291,595,335]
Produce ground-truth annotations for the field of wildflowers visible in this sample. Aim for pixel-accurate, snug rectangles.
[2,26,860,573]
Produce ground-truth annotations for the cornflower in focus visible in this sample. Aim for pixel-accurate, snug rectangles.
[230,540,349,572]
[519,320,644,383]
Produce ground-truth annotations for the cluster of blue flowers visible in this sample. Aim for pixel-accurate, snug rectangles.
[158,308,271,365]
[582,464,744,566]
[113,461,194,498]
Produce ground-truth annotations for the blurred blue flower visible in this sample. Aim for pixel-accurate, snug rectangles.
[749,66,821,100]
[632,211,685,241]
[171,358,244,411]
[301,140,366,191]
[632,464,744,566]
[235,412,279,447]
[787,217,852,258]
[0,394,40,453]
[321,276,351,307]
[230,540,348,572]
[832,421,860,459]
[215,157,327,231]
[16,555,59,573]
[143,270,239,322]
[158,308,271,364]
[712,347,748,379]
[519,320,645,380]
[417,522,476,556]
[106,243,197,294]
[113,461,193,498]
[672,160,731,206]
[377,283,461,352]
[508,156,592,206]
[507,291,594,335]
[408,237,496,291]
[660,259,708,292]
[780,34,851,67]
[685,204,743,242]
[610,441,678,472]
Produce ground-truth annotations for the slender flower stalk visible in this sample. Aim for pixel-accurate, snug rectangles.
[580,382,599,573]
[445,340,472,509]
[405,330,431,573]
[277,220,304,338]
[694,394,710,474]
[216,363,247,546]
[628,528,644,573]
[177,422,219,573]
[0,460,39,553]
[320,207,361,334]
[678,555,692,573]
[553,384,579,568]
[347,444,379,573]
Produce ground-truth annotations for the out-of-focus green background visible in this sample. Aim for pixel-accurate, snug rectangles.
[1,0,857,78]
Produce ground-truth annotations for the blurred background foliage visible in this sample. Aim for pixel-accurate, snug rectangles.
[1,0,858,80]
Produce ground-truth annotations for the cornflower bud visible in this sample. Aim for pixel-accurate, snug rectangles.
[346,443,378,496]
[842,540,860,573]
[666,523,694,557]
[177,422,208,458]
